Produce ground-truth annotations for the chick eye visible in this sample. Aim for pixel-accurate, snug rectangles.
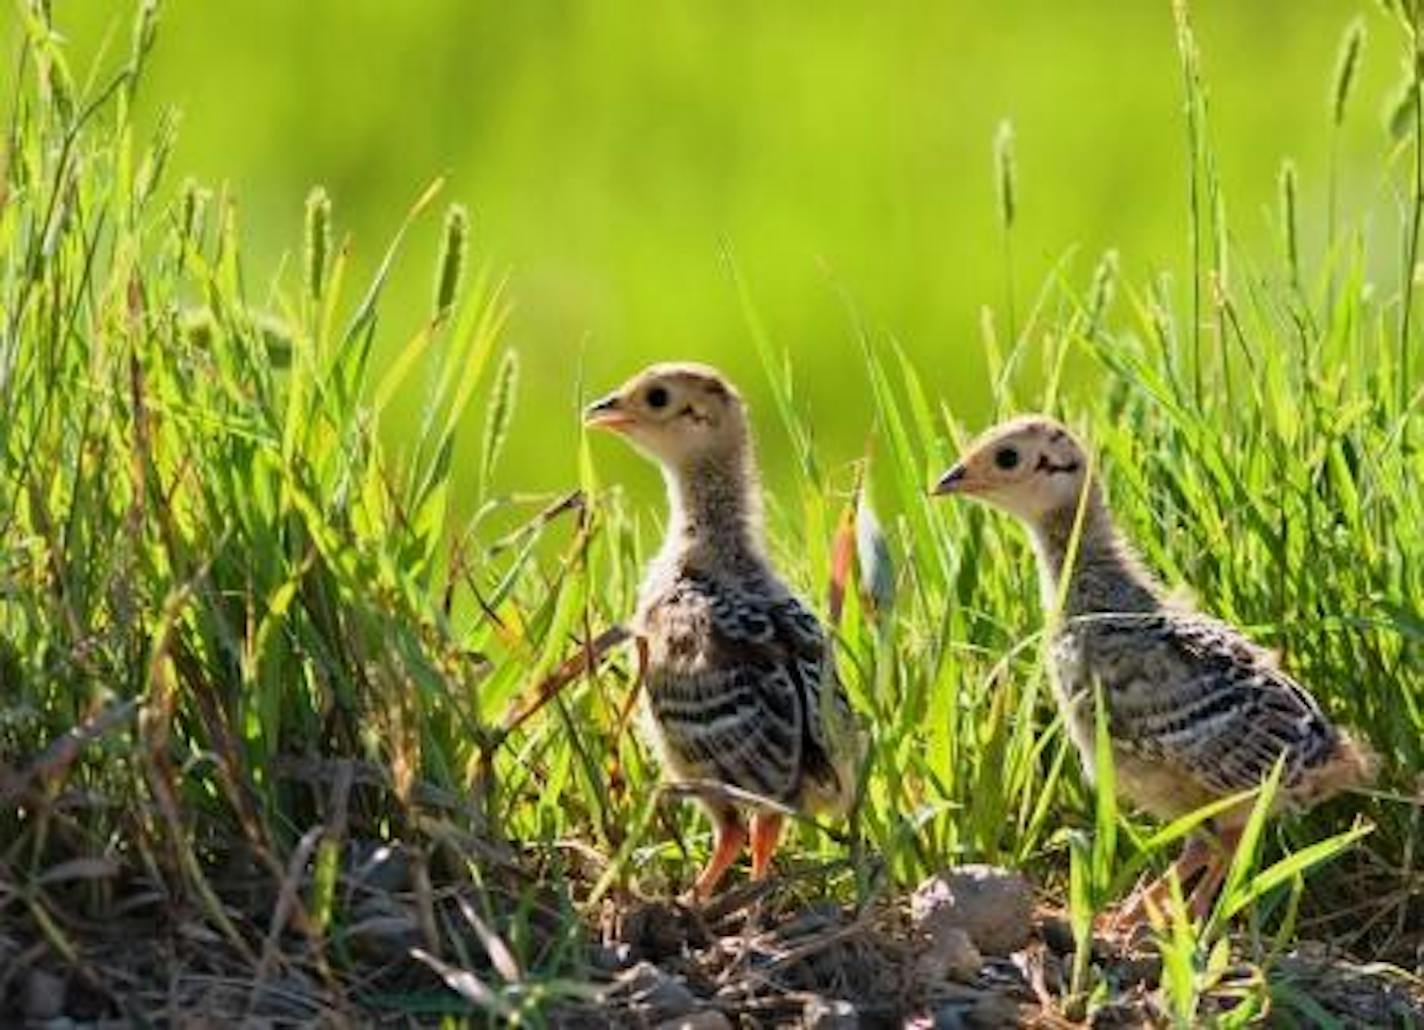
[994,447,1020,470]
[646,386,669,409]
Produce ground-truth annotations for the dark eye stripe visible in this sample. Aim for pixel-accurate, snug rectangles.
[1035,454,1082,475]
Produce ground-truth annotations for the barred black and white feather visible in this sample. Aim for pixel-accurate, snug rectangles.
[636,564,855,815]
[1053,609,1359,819]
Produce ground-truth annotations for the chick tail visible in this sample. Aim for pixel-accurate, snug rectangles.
[800,726,867,819]
[802,764,856,818]
[1303,728,1379,802]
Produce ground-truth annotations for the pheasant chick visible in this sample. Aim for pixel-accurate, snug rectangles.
[585,363,858,899]
[933,416,1373,926]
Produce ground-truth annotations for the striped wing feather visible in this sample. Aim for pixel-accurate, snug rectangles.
[1069,613,1340,798]
[640,570,847,807]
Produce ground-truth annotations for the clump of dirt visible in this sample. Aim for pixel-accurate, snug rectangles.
[566,891,929,1027]
[562,875,1043,1028]
[4,833,1421,1027]
[555,868,1424,1029]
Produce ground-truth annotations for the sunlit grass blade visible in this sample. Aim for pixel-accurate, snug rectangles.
[1217,822,1372,924]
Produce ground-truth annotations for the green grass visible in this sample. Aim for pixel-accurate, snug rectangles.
[1,0,1407,500]
[2,0,1422,1024]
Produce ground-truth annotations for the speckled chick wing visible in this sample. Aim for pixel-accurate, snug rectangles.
[1053,610,1349,821]
[635,563,853,815]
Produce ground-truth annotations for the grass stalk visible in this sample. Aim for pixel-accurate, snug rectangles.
[1172,0,1205,405]
[1328,18,1365,264]
[1402,8,1424,420]
[995,119,1018,346]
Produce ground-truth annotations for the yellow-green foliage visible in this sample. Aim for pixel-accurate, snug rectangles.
[1,2,1421,1022]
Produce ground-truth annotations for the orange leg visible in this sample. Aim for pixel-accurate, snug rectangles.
[749,811,784,880]
[692,814,747,900]
[1185,824,1242,922]
[1110,833,1215,932]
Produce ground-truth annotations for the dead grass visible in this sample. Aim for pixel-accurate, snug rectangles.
[5,772,1420,1028]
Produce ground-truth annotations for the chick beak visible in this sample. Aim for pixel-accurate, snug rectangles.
[583,394,637,431]
[931,462,970,497]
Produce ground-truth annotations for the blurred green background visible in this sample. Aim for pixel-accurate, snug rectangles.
[7,2,1404,500]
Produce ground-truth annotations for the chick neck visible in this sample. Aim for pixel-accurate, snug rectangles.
[659,436,765,575]
[1027,485,1163,620]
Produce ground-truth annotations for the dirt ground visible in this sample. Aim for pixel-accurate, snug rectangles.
[5,846,1421,1028]
[569,877,1424,1029]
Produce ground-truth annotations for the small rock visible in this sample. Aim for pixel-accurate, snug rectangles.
[777,902,844,939]
[23,970,66,1021]
[348,841,412,893]
[617,960,665,992]
[1089,996,1155,1029]
[640,980,696,1020]
[803,995,859,1029]
[617,961,697,1020]
[912,865,1033,956]
[656,1011,733,1030]
[917,926,983,984]
[618,901,699,961]
[967,992,1023,1029]
[1115,951,1162,988]
[1038,911,1076,955]
[589,942,635,973]
[345,896,420,960]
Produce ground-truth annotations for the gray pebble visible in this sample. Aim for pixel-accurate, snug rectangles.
[912,865,1034,956]
[804,995,859,1030]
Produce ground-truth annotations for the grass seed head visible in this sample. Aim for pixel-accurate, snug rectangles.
[1279,160,1300,283]
[130,0,160,85]
[1087,249,1119,331]
[434,203,469,319]
[1332,18,1366,127]
[179,176,207,247]
[994,119,1016,231]
[1386,61,1419,141]
[304,186,331,302]
[480,348,519,495]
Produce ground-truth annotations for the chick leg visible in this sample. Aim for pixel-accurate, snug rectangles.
[692,809,747,900]
[1185,824,1243,922]
[1111,833,1215,931]
[749,812,785,880]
